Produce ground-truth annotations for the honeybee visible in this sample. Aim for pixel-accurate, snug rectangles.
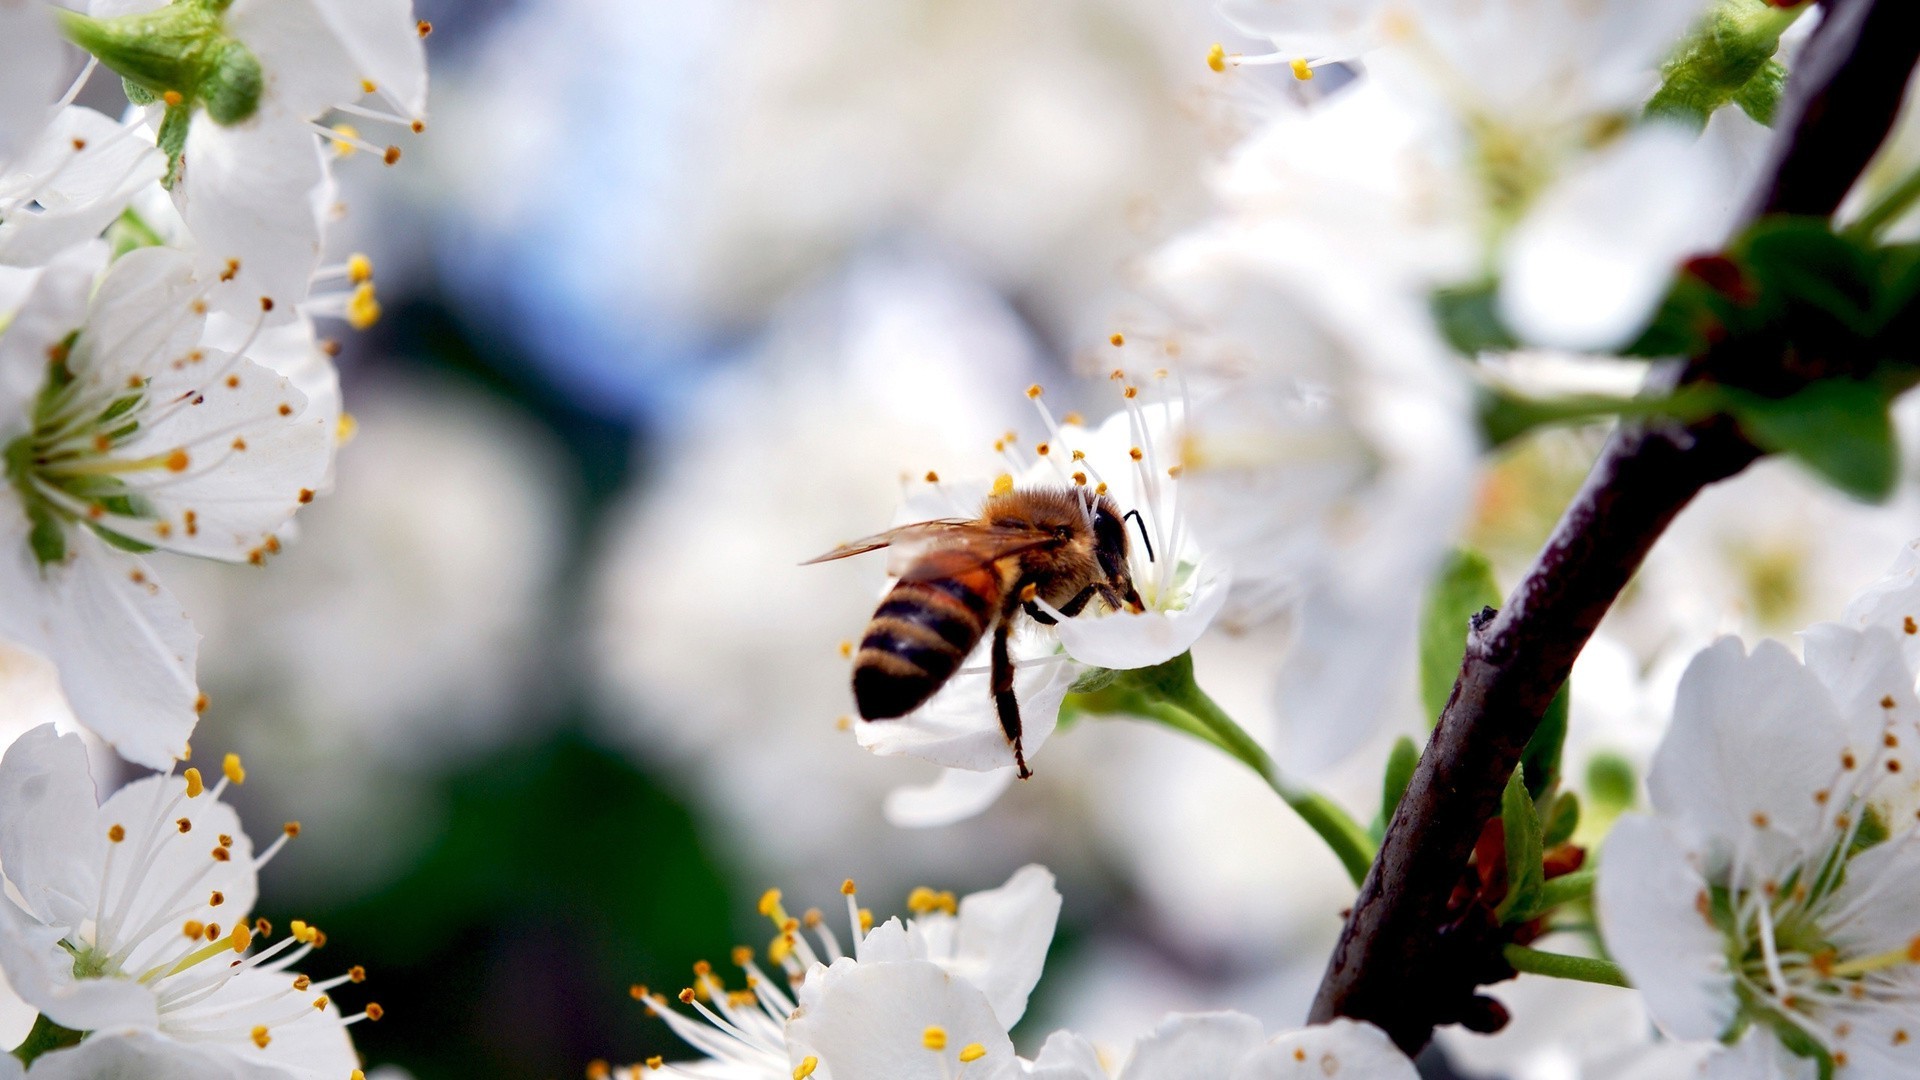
[805,486,1148,778]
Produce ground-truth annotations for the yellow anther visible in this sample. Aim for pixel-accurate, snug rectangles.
[923,1026,948,1051]
[838,640,853,659]
[991,473,1014,497]
[364,1003,383,1021]
[165,448,190,472]
[678,988,695,1005]
[183,920,205,939]
[768,934,793,965]
[284,821,301,837]
[841,879,857,895]
[223,753,246,785]
[858,908,873,932]
[1109,333,1126,347]
[330,123,362,156]
[229,923,251,952]
[1290,57,1314,80]
[251,1025,270,1049]
[347,282,382,330]
[732,945,753,967]
[794,1058,819,1079]
[959,1043,987,1063]
[629,984,648,1001]
[1206,43,1226,72]
[925,470,940,483]
[759,888,785,918]
[337,412,358,443]
[1026,384,1044,399]
[347,253,374,284]
[108,824,126,843]
[162,89,184,106]
[1129,447,1143,461]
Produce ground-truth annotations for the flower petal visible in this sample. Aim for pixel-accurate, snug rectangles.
[1117,1011,1266,1080]
[883,767,1016,829]
[1595,814,1737,1042]
[1054,559,1231,670]
[941,864,1060,1030]
[786,958,1019,1080]
[0,108,166,268]
[1237,1019,1418,1080]
[0,725,105,928]
[0,896,158,1032]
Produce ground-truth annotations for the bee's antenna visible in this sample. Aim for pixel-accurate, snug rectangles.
[1123,508,1155,563]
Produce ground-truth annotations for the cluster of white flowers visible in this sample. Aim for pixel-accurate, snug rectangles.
[2,0,425,1072]
[611,866,1417,1080]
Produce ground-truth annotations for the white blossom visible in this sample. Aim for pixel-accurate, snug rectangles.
[1598,631,1920,1074]
[1024,1012,1417,1080]
[621,866,1060,1080]
[0,244,331,767]
[0,106,167,268]
[0,725,369,1078]
[1149,223,1477,769]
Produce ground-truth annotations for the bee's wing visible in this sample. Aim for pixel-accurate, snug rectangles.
[799,519,980,565]
[803,519,1062,578]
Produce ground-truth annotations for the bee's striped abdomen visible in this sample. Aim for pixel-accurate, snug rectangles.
[853,564,999,720]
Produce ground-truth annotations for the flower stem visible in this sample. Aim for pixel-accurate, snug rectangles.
[1532,868,1596,913]
[1104,653,1377,886]
[1501,945,1630,988]
[12,1012,84,1065]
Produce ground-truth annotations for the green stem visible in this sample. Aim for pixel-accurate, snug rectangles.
[1137,654,1378,886]
[1846,162,1920,240]
[13,1012,84,1065]
[1502,944,1631,988]
[1482,385,1727,448]
[1531,868,1596,913]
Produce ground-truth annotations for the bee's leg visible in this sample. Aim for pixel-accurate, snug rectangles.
[1023,585,1096,625]
[991,607,1033,780]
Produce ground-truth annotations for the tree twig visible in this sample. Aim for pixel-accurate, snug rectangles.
[1307,0,1920,1052]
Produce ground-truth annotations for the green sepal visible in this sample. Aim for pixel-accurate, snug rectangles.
[1732,59,1786,126]
[1418,548,1501,725]
[1520,682,1570,801]
[12,1013,84,1066]
[1644,0,1804,131]
[1371,735,1419,843]
[1495,766,1546,923]
[1541,790,1580,849]
[157,103,192,189]
[58,5,225,101]
[27,500,68,565]
[1432,280,1519,357]
[108,208,168,258]
[1725,379,1898,502]
[1069,666,1121,694]
[1585,753,1638,817]
[87,521,157,554]
[123,77,159,105]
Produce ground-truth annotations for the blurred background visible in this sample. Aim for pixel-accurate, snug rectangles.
[120,1,1920,1078]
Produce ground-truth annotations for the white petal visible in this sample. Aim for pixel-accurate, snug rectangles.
[785,959,1019,1080]
[942,864,1060,1030]
[106,348,330,561]
[1117,1011,1266,1080]
[1841,538,1920,673]
[312,0,428,115]
[1236,1020,1418,1080]
[175,116,326,321]
[161,968,357,1075]
[95,774,259,976]
[1799,623,1920,744]
[0,108,164,268]
[1700,1034,1817,1080]
[0,897,157,1032]
[1500,123,1735,352]
[0,725,106,928]
[0,244,103,435]
[1054,560,1231,670]
[1025,1030,1106,1080]
[17,1029,259,1080]
[225,0,360,119]
[70,245,203,394]
[1649,637,1847,876]
[1595,815,1737,1042]
[883,767,1016,828]
[0,524,199,769]
[0,0,64,163]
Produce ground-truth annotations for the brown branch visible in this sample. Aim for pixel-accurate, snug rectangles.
[1307,0,1920,1053]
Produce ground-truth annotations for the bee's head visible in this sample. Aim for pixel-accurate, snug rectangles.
[1091,497,1145,614]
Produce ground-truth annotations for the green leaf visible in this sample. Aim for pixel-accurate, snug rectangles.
[1732,58,1786,125]
[1520,683,1570,801]
[1419,548,1501,725]
[1372,735,1419,843]
[1585,753,1638,816]
[1495,767,1546,923]
[1726,379,1898,501]
[1432,280,1519,356]
[1644,0,1804,131]
[1542,790,1581,849]
[1740,217,1879,336]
